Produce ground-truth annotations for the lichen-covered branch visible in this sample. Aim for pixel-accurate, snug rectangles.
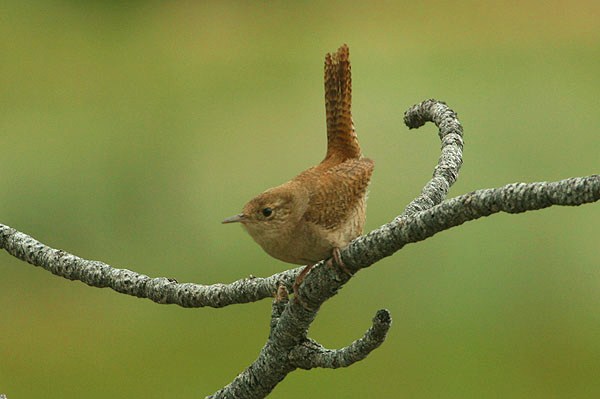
[0,224,299,308]
[2,176,596,312]
[343,175,600,271]
[2,100,598,399]
[289,309,392,369]
[208,296,317,399]
[401,99,464,217]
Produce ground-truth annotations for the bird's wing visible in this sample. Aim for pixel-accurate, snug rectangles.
[303,158,374,230]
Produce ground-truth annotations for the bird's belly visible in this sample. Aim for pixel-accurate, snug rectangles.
[263,231,332,265]
[283,204,366,264]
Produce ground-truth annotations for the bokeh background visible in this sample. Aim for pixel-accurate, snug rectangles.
[1,1,599,398]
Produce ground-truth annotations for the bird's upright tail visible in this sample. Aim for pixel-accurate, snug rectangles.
[324,44,362,162]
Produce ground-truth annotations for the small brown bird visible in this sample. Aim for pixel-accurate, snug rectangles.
[223,44,374,281]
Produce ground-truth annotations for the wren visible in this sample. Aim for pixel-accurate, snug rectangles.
[223,44,374,280]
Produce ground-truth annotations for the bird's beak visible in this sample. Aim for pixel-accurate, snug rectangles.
[222,213,246,224]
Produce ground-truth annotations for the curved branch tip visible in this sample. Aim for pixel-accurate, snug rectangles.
[373,308,392,328]
[399,99,464,218]
[289,307,392,370]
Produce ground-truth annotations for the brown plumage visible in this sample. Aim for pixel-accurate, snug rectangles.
[223,44,374,268]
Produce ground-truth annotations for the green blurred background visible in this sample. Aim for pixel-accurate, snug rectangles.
[1,1,599,398]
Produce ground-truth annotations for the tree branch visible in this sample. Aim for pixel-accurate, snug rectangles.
[2,176,596,311]
[401,99,464,217]
[2,100,598,399]
[289,309,392,369]
[343,175,600,271]
[0,224,299,308]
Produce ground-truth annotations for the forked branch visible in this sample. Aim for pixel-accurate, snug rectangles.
[1,100,598,399]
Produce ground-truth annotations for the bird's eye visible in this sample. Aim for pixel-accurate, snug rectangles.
[261,207,273,217]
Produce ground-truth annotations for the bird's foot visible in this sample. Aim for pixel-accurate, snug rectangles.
[327,247,353,277]
[293,263,315,308]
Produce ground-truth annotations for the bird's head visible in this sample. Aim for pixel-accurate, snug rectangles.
[222,184,309,244]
